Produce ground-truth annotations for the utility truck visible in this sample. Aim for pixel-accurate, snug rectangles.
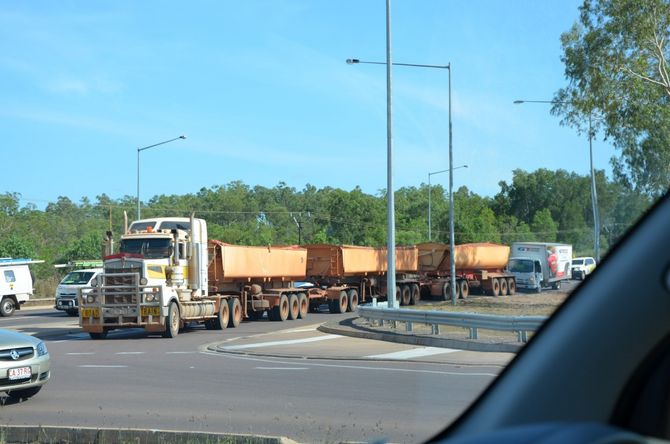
[508,242,573,293]
[0,258,44,316]
[78,216,309,339]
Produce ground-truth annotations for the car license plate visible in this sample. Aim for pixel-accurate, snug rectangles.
[8,366,31,381]
[81,308,100,318]
[141,306,161,317]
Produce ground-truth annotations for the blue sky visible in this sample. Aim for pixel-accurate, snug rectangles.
[0,0,608,209]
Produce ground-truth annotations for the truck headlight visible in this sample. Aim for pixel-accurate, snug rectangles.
[529,277,535,284]
[36,341,48,357]
[90,278,98,287]
[86,294,96,303]
[145,293,156,303]
[140,277,148,285]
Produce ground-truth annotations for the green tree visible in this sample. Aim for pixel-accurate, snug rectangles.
[554,0,670,196]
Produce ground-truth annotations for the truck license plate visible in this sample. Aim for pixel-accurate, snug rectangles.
[8,366,31,380]
[81,308,100,318]
[141,306,161,317]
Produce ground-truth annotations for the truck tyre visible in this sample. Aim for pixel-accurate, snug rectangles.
[66,309,78,317]
[441,282,451,301]
[0,297,16,317]
[491,279,500,297]
[214,299,230,329]
[330,291,347,314]
[459,280,469,299]
[246,309,262,321]
[89,331,108,340]
[346,289,359,312]
[297,292,309,319]
[410,284,420,305]
[499,278,508,296]
[552,281,562,290]
[400,285,411,306]
[507,278,516,295]
[270,294,290,321]
[288,294,300,320]
[536,283,542,293]
[8,386,41,400]
[228,298,242,328]
[163,301,180,338]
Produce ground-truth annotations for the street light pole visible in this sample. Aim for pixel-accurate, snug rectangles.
[513,99,600,261]
[347,56,454,306]
[384,0,397,309]
[428,165,467,241]
[136,135,187,220]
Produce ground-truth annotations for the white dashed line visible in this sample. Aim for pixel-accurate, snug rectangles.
[66,352,96,356]
[78,365,128,368]
[255,367,309,370]
[115,352,145,355]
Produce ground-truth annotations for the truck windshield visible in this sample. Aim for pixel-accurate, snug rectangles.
[61,271,95,285]
[509,259,533,273]
[120,238,172,259]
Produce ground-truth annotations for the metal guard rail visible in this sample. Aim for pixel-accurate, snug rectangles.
[357,305,548,343]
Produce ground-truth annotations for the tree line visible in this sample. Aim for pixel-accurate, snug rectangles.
[0,168,651,294]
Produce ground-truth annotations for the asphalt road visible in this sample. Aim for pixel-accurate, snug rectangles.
[0,307,505,443]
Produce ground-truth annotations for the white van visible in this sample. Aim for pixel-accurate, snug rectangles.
[0,258,44,317]
[54,268,103,316]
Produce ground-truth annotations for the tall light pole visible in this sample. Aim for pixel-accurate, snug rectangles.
[347,57,456,304]
[514,99,600,261]
[136,135,186,220]
[428,165,467,241]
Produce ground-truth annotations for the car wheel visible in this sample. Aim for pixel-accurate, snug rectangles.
[8,386,41,400]
[0,297,16,317]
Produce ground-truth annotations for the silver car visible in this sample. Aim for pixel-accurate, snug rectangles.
[0,329,50,400]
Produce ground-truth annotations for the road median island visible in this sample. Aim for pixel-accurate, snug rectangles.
[0,425,298,444]
[318,292,568,354]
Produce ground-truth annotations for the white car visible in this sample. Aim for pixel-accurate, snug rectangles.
[0,329,50,400]
[54,268,103,316]
[571,257,596,280]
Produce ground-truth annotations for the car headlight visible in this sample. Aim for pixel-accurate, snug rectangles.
[86,294,96,303]
[36,341,48,357]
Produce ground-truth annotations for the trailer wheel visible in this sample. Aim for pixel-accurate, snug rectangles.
[228,298,242,328]
[0,297,16,317]
[297,293,308,319]
[410,284,420,305]
[507,278,516,295]
[441,282,451,301]
[214,299,230,329]
[346,289,359,312]
[491,278,500,297]
[287,294,299,320]
[330,291,347,314]
[163,301,180,338]
[459,280,469,299]
[400,285,411,306]
[499,278,508,296]
[270,294,290,321]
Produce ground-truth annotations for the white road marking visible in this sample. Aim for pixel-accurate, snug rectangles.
[78,365,128,368]
[115,352,145,355]
[66,352,96,356]
[165,351,197,354]
[221,334,341,351]
[201,351,499,377]
[365,347,459,360]
[255,367,309,370]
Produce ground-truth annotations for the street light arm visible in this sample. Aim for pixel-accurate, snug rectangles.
[347,58,449,70]
[138,135,187,153]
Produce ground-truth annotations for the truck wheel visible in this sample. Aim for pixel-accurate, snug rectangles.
[66,309,78,317]
[491,279,500,297]
[400,285,411,306]
[441,282,451,301]
[163,301,180,338]
[507,278,516,295]
[410,284,420,305]
[499,278,508,296]
[0,297,16,317]
[346,289,359,312]
[270,294,290,321]
[552,281,562,290]
[536,284,542,294]
[89,331,108,340]
[297,293,308,319]
[228,298,242,328]
[288,294,300,320]
[459,281,469,299]
[330,291,347,314]
[214,299,229,329]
